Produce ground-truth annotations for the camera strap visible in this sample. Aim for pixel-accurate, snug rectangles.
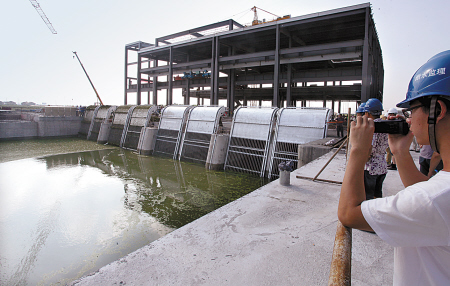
[428,96,439,153]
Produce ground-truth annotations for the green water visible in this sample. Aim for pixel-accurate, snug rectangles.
[0,139,267,285]
[0,137,115,163]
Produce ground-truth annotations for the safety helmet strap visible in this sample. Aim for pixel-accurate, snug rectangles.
[428,96,439,153]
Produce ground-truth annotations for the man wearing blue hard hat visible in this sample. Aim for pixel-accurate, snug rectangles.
[362,98,389,200]
[338,50,450,285]
[356,102,366,116]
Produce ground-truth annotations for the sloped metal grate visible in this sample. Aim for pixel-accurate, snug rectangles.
[122,105,156,151]
[107,105,133,147]
[224,107,278,177]
[153,106,192,159]
[178,106,225,165]
[268,107,332,178]
[88,105,114,141]
[225,137,267,176]
[78,106,97,139]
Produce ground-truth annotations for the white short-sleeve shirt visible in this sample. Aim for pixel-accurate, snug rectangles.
[361,171,450,285]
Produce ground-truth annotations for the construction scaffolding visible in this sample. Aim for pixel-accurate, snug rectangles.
[125,3,383,115]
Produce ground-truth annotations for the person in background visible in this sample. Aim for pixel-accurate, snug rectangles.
[419,144,443,178]
[338,50,450,285]
[356,102,366,117]
[386,107,400,170]
[336,113,344,137]
[363,98,389,199]
[410,136,420,152]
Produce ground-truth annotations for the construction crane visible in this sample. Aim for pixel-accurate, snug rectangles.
[72,52,104,106]
[29,0,57,34]
[251,6,290,26]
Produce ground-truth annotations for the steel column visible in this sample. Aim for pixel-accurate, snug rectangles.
[152,59,158,105]
[273,24,280,107]
[137,54,142,105]
[214,37,220,105]
[361,7,371,102]
[210,38,215,103]
[168,47,173,105]
[124,47,128,105]
[185,78,191,105]
[287,64,292,106]
[229,69,235,116]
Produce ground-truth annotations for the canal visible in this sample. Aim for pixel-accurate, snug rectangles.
[0,138,267,285]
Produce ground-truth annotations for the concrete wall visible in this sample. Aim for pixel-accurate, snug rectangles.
[298,138,333,168]
[0,121,38,139]
[44,106,77,117]
[37,116,82,137]
[0,116,82,140]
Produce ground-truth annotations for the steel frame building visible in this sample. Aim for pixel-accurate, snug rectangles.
[125,3,383,115]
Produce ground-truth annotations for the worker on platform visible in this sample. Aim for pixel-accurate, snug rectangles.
[336,114,344,137]
[356,102,366,117]
[363,98,389,199]
[338,50,450,285]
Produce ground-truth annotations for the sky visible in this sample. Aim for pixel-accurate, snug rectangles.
[1,0,450,113]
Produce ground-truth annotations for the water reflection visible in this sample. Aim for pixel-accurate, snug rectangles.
[0,149,266,285]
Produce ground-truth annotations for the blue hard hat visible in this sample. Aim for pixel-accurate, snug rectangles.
[397,50,450,108]
[356,102,366,114]
[363,98,383,115]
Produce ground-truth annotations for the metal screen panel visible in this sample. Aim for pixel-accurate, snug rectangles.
[122,105,157,151]
[88,105,114,141]
[153,106,192,159]
[107,105,134,146]
[179,106,225,164]
[268,107,332,178]
[224,107,278,177]
[78,106,97,138]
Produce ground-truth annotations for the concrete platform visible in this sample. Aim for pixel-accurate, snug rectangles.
[71,149,421,286]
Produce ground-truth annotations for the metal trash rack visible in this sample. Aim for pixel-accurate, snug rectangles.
[178,106,225,164]
[122,105,157,151]
[153,105,193,160]
[267,107,332,178]
[224,106,278,177]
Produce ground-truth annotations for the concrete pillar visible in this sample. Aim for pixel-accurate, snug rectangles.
[206,134,229,170]
[97,121,112,144]
[298,142,332,168]
[137,127,159,156]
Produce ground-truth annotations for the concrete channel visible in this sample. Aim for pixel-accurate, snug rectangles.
[71,149,419,285]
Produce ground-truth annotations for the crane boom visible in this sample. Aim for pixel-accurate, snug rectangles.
[250,6,289,26]
[29,0,57,34]
[72,52,104,106]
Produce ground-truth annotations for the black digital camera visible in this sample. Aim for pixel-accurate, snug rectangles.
[374,119,409,135]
